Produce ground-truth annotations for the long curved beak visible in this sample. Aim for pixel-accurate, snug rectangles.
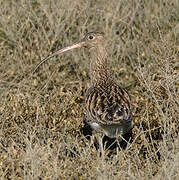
[34,40,85,72]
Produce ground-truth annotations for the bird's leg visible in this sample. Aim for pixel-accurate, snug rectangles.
[96,133,105,158]
[117,131,132,149]
[90,134,96,148]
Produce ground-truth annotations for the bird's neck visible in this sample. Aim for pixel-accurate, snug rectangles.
[89,45,111,85]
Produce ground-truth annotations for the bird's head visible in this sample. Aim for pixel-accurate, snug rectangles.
[81,32,104,49]
[34,32,104,72]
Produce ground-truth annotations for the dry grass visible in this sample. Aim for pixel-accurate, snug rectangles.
[0,0,178,179]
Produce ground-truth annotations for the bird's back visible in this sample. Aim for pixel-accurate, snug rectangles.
[85,80,133,138]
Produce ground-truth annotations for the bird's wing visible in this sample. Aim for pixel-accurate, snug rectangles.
[85,85,132,125]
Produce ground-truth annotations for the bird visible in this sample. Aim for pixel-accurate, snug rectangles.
[34,32,133,150]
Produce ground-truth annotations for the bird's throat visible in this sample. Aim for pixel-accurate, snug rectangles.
[89,45,111,85]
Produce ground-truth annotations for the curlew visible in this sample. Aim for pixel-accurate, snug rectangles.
[34,32,133,149]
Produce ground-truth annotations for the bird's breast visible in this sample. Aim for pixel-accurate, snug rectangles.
[85,84,132,125]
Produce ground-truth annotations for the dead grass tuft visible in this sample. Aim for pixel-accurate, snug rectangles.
[0,0,178,179]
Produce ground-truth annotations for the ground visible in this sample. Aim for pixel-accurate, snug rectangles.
[0,0,178,179]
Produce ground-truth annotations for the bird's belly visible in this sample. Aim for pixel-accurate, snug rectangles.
[89,122,101,131]
[89,121,133,138]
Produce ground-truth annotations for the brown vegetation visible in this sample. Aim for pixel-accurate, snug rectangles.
[0,0,178,179]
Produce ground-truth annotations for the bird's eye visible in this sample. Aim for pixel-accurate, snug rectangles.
[88,35,94,40]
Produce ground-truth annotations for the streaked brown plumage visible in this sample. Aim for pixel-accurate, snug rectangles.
[35,32,133,143]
